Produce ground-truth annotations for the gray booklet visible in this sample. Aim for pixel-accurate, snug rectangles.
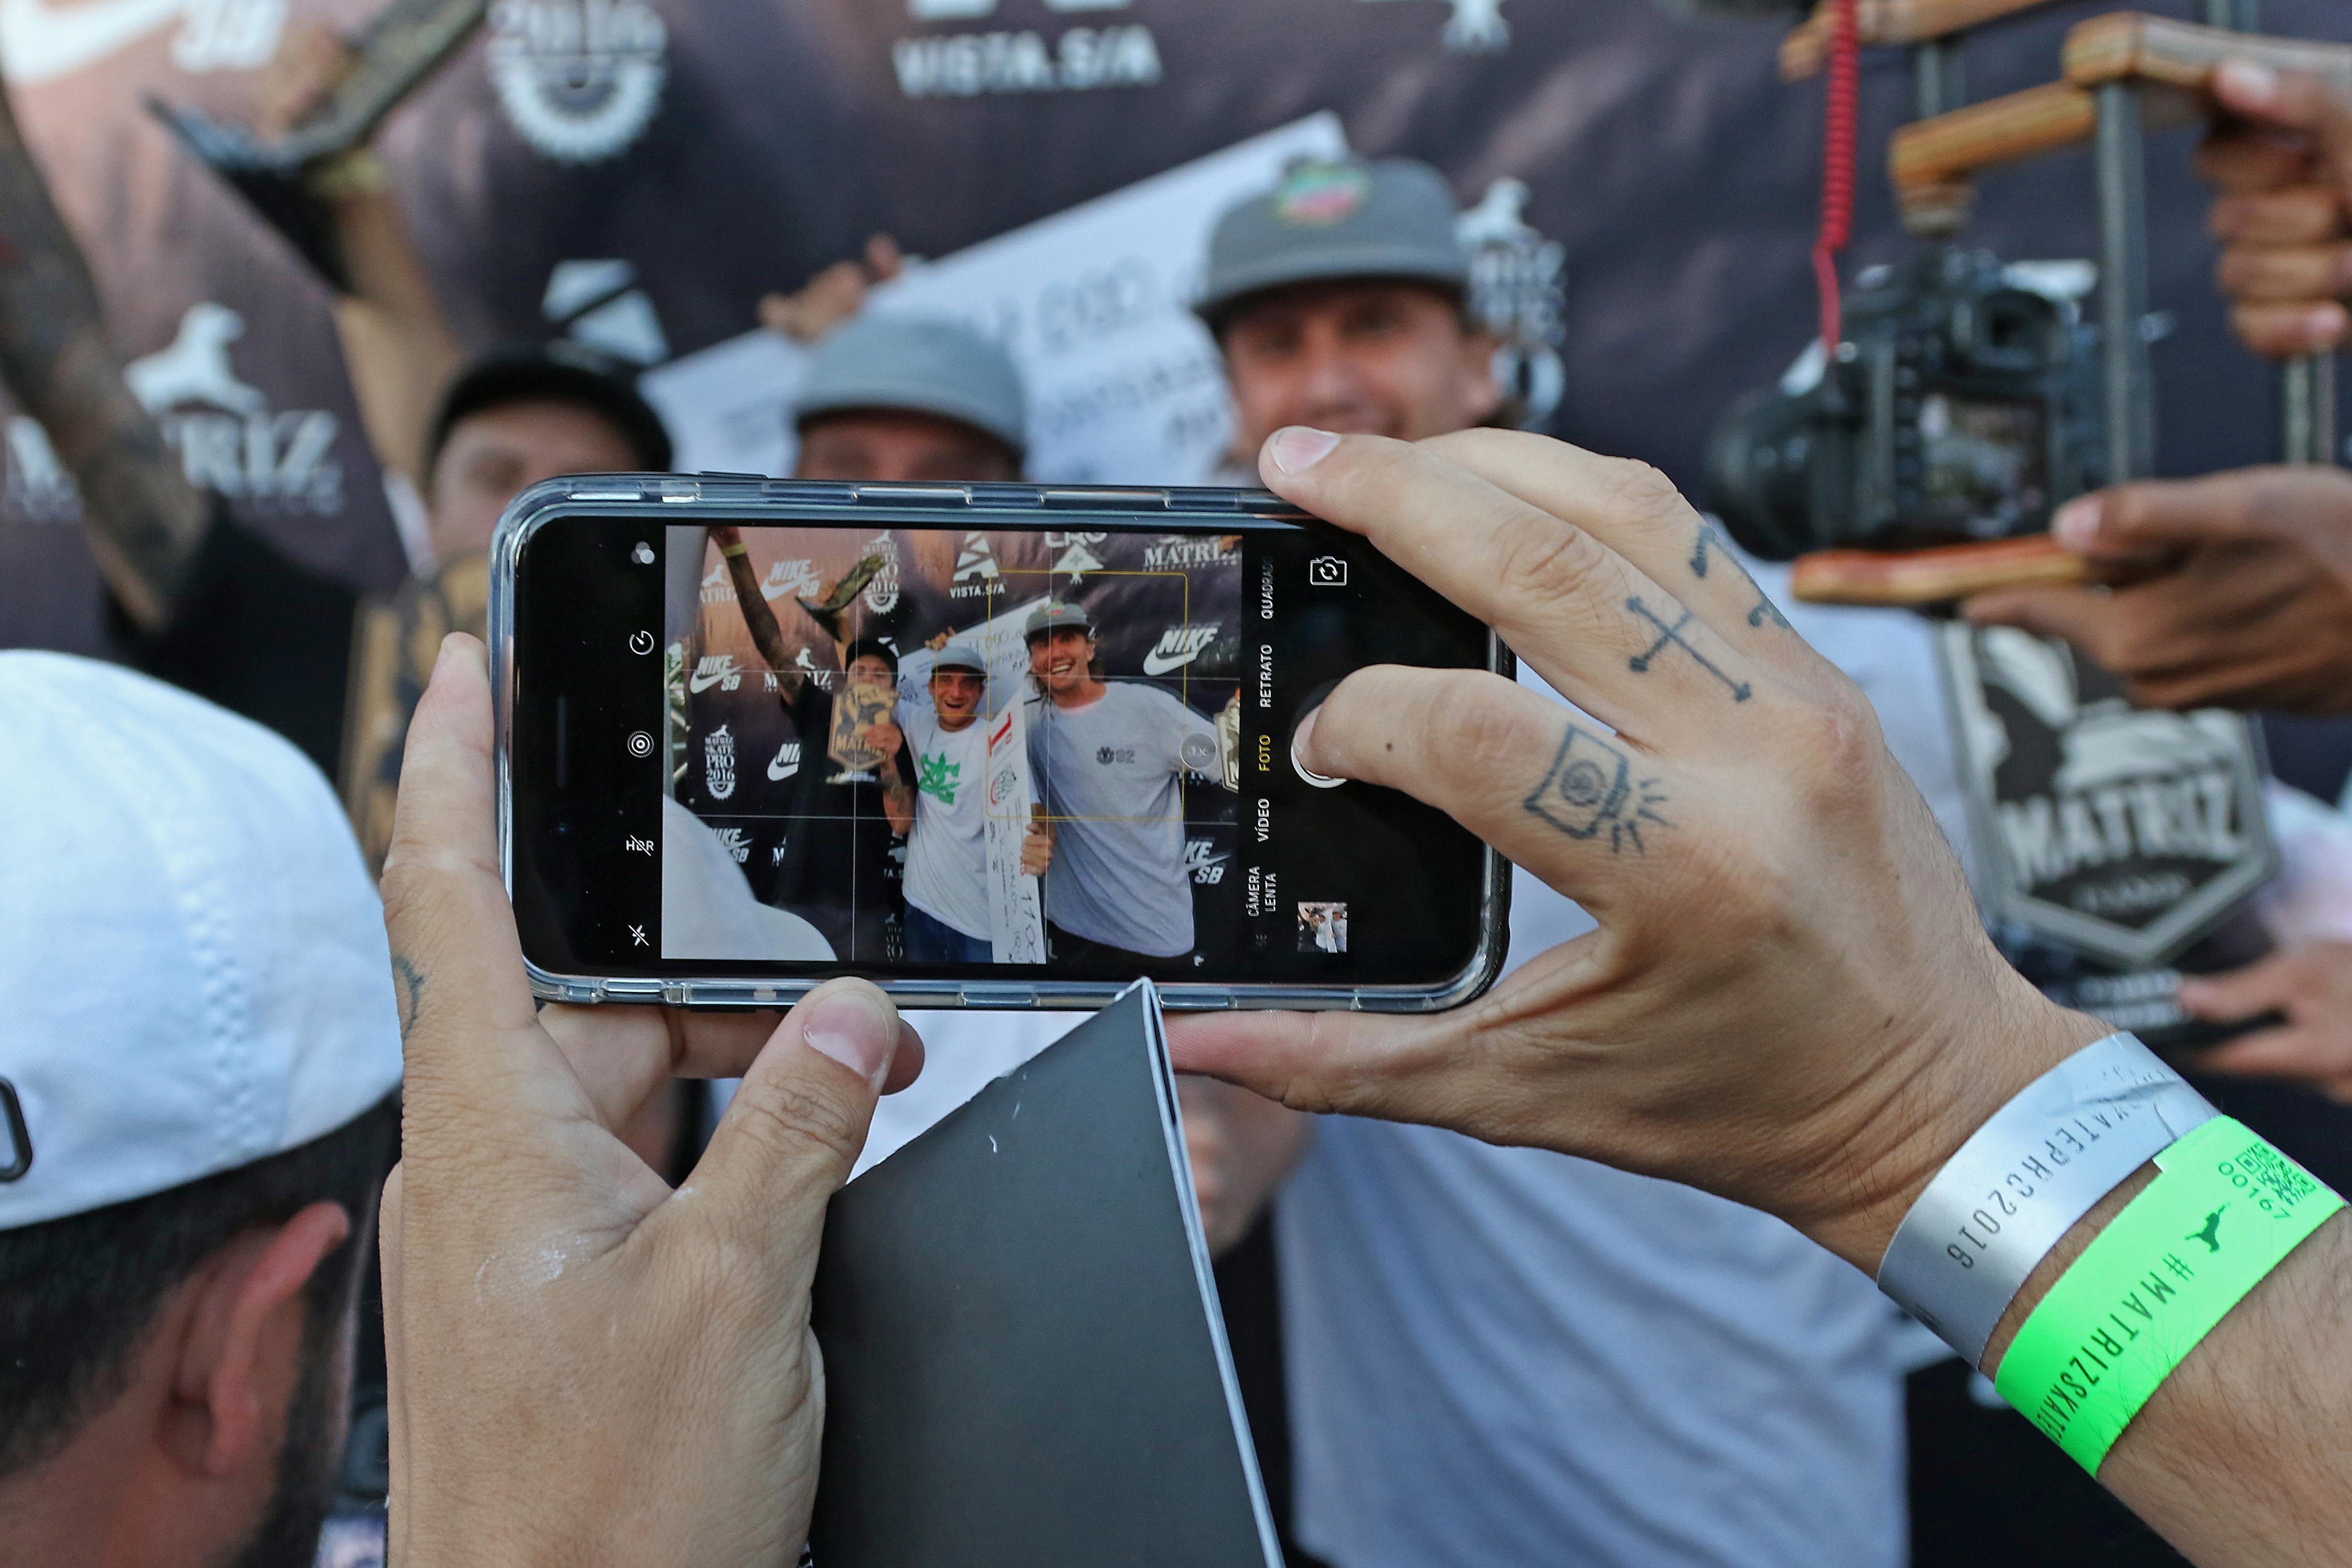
[808,980,1282,1568]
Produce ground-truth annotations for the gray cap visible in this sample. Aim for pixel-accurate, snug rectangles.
[1196,157,1468,325]
[931,641,988,676]
[795,314,1029,457]
[1024,600,1094,640]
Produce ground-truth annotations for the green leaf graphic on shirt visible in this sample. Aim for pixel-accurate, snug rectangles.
[919,750,961,804]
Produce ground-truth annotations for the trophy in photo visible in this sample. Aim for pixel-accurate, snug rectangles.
[145,0,488,291]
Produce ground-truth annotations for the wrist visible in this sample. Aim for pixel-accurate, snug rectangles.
[1796,979,2112,1274]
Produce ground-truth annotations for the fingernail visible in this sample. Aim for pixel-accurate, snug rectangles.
[802,991,898,1089]
[2052,497,2101,553]
[2311,303,2349,342]
[1268,426,1341,474]
[2217,59,2279,106]
[1290,708,1346,785]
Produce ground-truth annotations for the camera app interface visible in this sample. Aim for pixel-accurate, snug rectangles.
[659,523,1245,972]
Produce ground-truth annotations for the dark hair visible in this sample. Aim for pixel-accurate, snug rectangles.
[424,343,674,486]
[841,637,900,676]
[0,1094,399,1480]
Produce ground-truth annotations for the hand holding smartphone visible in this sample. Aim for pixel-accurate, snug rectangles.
[494,475,1509,1010]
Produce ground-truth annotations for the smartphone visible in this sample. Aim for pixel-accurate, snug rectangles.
[492,474,1511,1011]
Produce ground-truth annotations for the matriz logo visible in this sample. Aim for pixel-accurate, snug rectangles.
[704,723,737,801]
[7,303,345,522]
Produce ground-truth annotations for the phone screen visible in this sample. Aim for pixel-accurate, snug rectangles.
[506,496,1504,1005]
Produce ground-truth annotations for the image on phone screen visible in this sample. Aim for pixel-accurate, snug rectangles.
[664,523,1245,975]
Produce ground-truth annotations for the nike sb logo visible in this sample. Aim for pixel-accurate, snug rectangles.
[767,742,801,782]
[689,654,741,694]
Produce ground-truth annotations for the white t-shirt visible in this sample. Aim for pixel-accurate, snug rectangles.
[900,698,995,942]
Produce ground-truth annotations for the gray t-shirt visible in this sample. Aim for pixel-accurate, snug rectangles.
[1026,682,1216,957]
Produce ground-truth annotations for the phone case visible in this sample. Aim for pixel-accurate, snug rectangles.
[490,472,1514,1011]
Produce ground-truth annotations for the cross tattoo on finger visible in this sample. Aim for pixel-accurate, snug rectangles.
[1626,597,1752,702]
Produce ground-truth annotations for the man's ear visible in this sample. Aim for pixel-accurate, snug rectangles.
[1459,327,1507,427]
[167,1201,352,1478]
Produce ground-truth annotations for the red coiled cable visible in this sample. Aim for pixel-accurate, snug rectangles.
[1813,0,1860,351]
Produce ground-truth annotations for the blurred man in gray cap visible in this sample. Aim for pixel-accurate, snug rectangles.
[1183,156,1917,1568]
[792,314,1028,485]
[0,651,402,1568]
[899,636,1054,962]
[1198,157,1502,462]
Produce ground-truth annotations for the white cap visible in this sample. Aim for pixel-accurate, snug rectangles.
[0,652,402,1229]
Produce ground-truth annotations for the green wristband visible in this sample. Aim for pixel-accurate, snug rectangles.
[1993,1116,2344,1475]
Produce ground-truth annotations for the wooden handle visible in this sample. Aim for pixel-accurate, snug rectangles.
[1890,81,2099,195]
[1789,535,2091,606]
[1782,0,2060,80]
[1890,76,2205,228]
[2064,13,2352,91]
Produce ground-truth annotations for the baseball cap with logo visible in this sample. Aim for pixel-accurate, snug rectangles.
[796,315,1030,460]
[1196,156,1471,328]
[0,652,403,1230]
[1024,601,1095,641]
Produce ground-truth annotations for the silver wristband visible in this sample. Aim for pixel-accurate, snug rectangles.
[1875,1032,2216,1366]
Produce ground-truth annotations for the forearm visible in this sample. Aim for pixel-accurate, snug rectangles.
[1990,1177,2352,1565]
[0,90,203,629]
[1814,986,2352,1566]
[880,769,915,837]
[720,543,793,675]
[323,187,462,486]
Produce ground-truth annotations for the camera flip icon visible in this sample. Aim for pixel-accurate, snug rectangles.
[1308,555,1348,588]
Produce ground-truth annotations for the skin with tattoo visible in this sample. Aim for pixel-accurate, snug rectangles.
[0,85,205,631]
[380,433,2352,1567]
[1165,426,2352,1568]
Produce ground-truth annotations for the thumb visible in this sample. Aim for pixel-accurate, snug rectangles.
[683,979,913,1270]
[2214,61,2352,197]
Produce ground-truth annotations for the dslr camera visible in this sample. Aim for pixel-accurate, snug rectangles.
[1706,249,2108,561]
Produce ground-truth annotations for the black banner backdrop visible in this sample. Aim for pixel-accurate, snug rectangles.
[4,0,2349,659]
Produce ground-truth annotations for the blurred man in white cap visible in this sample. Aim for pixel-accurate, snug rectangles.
[0,651,402,1568]
[791,314,1028,485]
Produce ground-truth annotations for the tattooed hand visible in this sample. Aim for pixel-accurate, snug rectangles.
[1168,427,2105,1273]
[378,633,923,1568]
